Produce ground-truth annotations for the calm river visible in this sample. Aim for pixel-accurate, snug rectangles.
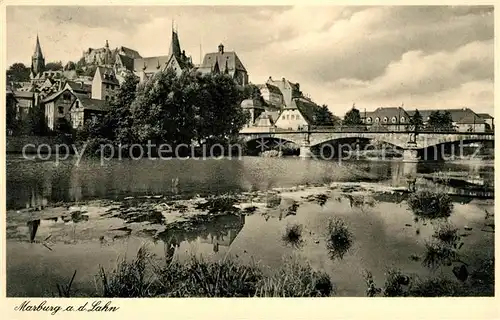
[6,156,495,296]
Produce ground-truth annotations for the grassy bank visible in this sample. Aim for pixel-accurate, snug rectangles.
[95,247,334,298]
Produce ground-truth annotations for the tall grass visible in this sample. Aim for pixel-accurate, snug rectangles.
[96,247,334,297]
[282,223,304,248]
[256,257,334,297]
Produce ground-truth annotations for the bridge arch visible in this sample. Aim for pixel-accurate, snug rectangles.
[245,136,301,156]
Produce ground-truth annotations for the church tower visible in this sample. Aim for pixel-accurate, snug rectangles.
[168,21,182,59]
[31,34,45,77]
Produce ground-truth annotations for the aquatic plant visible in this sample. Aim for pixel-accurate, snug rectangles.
[282,223,304,248]
[422,241,461,270]
[256,257,334,297]
[432,222,461,245]
[325,217,354,260]
[284,201,300,217]
[195,194,239,215]
[56,270,77,297]
[407,190,453,220]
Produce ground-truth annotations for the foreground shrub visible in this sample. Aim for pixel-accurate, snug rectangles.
[326,217,354,260]
[256,257,334,297]
[407,190,453,220]
[99,245,156,297]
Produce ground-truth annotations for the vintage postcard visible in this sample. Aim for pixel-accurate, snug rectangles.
[1,2,498,319]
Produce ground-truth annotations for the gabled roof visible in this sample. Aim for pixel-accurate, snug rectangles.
[364,107,410,119]
[456,113,485,124]
[116,54,135,71]
[477,113,494,119]
[285,98,318,124]
[199,51,247,73]
[13,91,35,99]
[406,108,480,123]
[257,83,282,96]
[73,93,110,112]
[65,80,92,93]
[118,46,142,59]
[41,88,74,103]
[96,66,120,85]
[133,55,171,73]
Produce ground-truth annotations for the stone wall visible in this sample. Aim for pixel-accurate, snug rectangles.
[6,135,73,154]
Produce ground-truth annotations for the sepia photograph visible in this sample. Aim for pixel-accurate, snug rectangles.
[3,4,495,302]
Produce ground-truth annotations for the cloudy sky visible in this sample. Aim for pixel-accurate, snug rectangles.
[6,5,494,116]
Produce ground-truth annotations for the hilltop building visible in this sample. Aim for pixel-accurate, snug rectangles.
[130,27,194,82]
[197,43,248,86]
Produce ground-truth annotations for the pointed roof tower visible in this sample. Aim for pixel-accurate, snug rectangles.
[168,20,182,59]
[33,34,44,59]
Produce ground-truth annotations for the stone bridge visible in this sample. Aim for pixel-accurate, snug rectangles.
[239,129,494,161]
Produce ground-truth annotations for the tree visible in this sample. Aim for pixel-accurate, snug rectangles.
[426,111,455,132]
[6,63,30,82]
[240,84,267,107]
[313,104,338,126]
[407,109,424,133]
[64,61,76,71]
[45,61,64,71]
[343,107,362,126]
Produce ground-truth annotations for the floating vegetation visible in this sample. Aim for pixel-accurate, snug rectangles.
[282,224,304,248]
[382,270,411,297]
[266,194,282,208]
[195,194,239,215]
[284,201,300,217]
[407,190,453,220]
[422,241,460,270]
[305,193,329,206]
[325,217,353,260]
[410,254,421,262]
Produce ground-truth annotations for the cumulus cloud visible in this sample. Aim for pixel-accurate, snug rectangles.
[6,5,494,115]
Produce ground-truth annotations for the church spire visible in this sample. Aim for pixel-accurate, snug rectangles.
[31,34,45,77]
[168,20,181,59]
[33,34,43,59]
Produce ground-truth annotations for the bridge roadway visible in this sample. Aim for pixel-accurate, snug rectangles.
[238,129,494,161]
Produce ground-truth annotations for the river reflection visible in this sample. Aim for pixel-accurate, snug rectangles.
[6,156,494,210]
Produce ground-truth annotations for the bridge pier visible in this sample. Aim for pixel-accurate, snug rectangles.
[402,148,420,162]
[299,138,312,158]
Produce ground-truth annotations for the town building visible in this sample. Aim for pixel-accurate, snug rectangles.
[13,90,39,122]
[197,43,248,86]
[91,66,120,101]
[361,107,410,131]
[265,77,301,107]
[406,108,489,132]
[69,93,110,129]
[131,28,193,82]
[257,82,284,108]
[274,98,317,131]
[478,113,494,130]
[41,88,77,130]
[63,80,92,96]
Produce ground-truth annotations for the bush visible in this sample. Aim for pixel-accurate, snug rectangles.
[195,194,240,215]
[407,190,453,220]
[325,217,353,260]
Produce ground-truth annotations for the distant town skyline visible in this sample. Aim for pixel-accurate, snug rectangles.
[6,5,494,115]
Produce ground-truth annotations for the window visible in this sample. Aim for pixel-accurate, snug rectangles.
[75,101,79,108]
[105,96,109,101]
[287,114,290,120]
[375,117,380,123]
[366,117,372,123]
[282,116,285,120]
[58,106,64,114]
[383,117,388,123]
[391,116,397,123]
[400,116,406,123]
[63,93,71,102]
